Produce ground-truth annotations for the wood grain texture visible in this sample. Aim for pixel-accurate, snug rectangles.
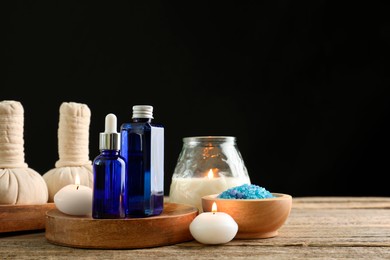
[0,203,55,233]
[292,196,390,209]
[1,197,390,259]
[45,202,198,249]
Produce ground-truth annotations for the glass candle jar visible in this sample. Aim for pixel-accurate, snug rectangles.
[169,136,251,212]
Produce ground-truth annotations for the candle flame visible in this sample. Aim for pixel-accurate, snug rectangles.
[212,202,218,214]
[207,169,214,179]
[75,174,80,187]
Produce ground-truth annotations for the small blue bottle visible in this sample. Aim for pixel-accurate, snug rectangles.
[92,113,126,219]
[120,105,164,217]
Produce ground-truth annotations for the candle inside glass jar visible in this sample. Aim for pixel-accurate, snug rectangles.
[169,169,250,212]
[54,174,93,216]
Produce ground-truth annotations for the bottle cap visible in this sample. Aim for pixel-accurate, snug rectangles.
[132,105,154,119]
[99,113,120,150]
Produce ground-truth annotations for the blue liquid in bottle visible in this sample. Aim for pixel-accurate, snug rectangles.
[92,114,126,219]
[120,105,164,217]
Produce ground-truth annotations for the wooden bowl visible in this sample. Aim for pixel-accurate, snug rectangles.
[202,193,292,239]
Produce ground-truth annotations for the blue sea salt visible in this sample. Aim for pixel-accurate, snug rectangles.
[218,184,275,199]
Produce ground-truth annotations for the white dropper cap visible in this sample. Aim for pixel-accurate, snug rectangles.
[132,105,154,119]
[105,113,117,133]
[99,113,120,150]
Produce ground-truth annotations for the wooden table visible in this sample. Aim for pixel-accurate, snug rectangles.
[1,197,390,259]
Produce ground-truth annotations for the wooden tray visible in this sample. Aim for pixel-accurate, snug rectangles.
[0,203,56,233]
[45,202,198,249]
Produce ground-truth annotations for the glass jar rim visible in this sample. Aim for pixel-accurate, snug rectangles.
[182,136,236,145]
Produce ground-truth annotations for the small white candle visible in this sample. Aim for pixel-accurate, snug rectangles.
[189,202,238,245]
[54,174,93,216]
[169,169,250,212]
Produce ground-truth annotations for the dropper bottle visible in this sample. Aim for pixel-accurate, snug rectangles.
[92,113,126,219]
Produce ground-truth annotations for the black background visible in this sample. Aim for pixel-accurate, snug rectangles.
[3,2,390,197]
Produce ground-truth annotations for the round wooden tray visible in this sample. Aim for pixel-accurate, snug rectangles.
[45,202,198,249]
[0,203,56,233]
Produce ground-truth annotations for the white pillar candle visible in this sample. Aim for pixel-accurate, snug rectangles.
[54,174,93,216]
[189,202,238,244]
[169,169,250,212]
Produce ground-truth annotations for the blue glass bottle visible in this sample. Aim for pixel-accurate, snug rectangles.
[92,113,126,219]
[120,105,164,217]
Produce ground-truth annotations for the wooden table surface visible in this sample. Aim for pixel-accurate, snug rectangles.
[1,197,390,259]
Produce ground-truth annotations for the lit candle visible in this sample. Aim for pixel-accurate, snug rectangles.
[54,174,93,216]
[169,169,250,212]
[189,202,238,244]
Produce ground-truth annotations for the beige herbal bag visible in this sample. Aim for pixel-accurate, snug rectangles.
[0,100,49,205]
[43,102,93,202]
